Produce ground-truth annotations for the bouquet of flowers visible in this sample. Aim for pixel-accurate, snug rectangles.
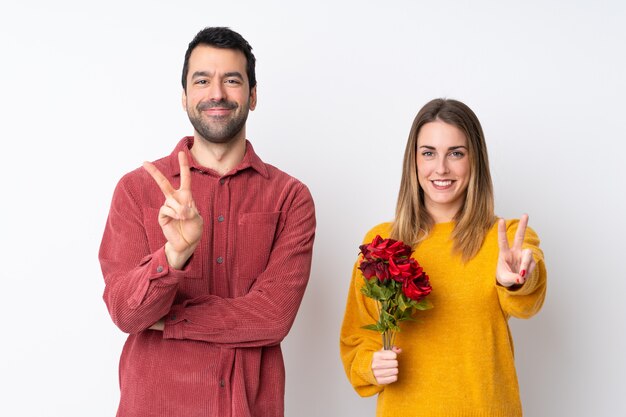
[359,235,433,350]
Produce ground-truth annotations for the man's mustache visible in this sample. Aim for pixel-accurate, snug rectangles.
[197,100,238,111]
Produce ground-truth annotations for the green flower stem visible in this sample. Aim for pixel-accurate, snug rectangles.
[382,329,396,350]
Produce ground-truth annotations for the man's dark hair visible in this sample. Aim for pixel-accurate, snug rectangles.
[181,27,256,92]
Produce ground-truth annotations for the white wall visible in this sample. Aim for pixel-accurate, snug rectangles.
[1,1,625,416]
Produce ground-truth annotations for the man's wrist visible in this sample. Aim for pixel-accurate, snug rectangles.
[164,242,195,270]
[149,319,165,331]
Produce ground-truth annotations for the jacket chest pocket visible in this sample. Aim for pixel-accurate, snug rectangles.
[234,212,282,284]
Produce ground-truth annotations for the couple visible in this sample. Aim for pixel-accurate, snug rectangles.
[99,27,547,417]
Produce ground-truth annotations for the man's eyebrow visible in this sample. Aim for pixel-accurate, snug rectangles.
[191,71,213,79]
[191,71,244,80]
[224,71,244,79]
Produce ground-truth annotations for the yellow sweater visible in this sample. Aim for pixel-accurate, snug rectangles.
[340,220,547,417]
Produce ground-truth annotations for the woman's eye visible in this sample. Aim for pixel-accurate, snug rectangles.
[422,151,434,157]
[450,151,465,158]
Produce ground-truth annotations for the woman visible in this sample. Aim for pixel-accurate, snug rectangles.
[340,98,547,417]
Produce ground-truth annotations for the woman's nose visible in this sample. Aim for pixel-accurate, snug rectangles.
[435,157,450,175]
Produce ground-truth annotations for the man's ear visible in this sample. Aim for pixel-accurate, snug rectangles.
[181,89,187,112]
[249,86,257,111]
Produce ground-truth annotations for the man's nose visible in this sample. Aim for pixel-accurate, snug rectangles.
[208,81,225,101]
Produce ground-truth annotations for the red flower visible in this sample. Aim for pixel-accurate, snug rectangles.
[402,272,432,301]
[359,260,391,282]
[389,257,423,283]
[359,235,412,261]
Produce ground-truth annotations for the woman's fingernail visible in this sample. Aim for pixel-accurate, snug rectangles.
[516,278,520,284]
[520,269,526,278]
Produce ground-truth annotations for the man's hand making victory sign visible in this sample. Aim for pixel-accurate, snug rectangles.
[143,151,204,270]
[496,214,536,288]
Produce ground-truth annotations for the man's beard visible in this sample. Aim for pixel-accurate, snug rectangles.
[188,99,250,144]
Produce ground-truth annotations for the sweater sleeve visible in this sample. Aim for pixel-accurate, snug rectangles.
[496,219,547,319]
[161,184,316,348]
[339,224,392,397]
[99,173,187,334]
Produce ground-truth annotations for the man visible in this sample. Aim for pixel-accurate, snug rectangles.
[99,27,316,417]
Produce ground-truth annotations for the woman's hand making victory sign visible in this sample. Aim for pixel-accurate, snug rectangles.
[143,151,204,269]
[496,214,536,288]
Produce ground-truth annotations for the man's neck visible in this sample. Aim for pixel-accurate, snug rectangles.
[190,134,247,175]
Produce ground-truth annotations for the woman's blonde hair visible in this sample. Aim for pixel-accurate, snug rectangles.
[390,98,495,261]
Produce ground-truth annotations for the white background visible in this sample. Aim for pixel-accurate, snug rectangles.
[1,1,625,416]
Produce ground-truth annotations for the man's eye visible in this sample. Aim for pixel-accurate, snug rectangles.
[225,79,241,85]
[195,79,208,85]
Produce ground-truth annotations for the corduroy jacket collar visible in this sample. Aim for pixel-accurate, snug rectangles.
[169,136,269,179]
